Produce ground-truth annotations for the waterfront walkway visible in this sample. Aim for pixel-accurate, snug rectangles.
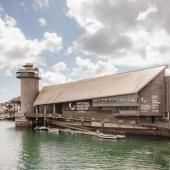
[140,121,170,130]
[24,113,170,137]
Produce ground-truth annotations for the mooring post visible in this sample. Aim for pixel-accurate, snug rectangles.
[36,117,38,127]
[53,104,56,114]
[102,120,104,132]
[81,117,84,126]
[44,117,46,127]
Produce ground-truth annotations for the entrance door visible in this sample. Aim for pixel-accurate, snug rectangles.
[55,104,62,114]
[151,116,155,123]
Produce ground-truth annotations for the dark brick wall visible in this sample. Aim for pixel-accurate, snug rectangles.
[138,70,166,115]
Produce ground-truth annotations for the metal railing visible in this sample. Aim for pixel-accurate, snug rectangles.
[25,113,53,118]
[24,112,170,130]
[140,120,170,129]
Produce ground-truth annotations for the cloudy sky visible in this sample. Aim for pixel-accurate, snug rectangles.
[0,0,170,102]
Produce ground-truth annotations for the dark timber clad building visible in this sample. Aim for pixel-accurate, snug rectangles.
[16,64,170,127]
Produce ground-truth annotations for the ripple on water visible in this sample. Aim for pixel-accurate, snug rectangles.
[0,121,170,170]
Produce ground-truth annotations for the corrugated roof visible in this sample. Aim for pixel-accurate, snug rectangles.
[34,66,166,105]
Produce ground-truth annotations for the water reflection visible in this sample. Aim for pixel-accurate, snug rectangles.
[0,121,170,170]
[0,121,22,170]
[18,130,42,169]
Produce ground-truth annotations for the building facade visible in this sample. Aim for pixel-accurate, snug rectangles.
[0,97,21,119]
[16,64,170,127]
[16,63,40,127]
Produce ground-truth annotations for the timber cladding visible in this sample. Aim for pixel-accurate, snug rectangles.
[138,70,166,115]
[34,66,168,122]
[165,76,170,112]
[34,66,166,106]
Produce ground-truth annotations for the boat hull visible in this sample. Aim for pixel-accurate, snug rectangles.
[98,134,117,139]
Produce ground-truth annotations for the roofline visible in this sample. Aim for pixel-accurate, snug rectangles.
[136,66,166,93]
[34,65,167,106]
[43,65,168,89]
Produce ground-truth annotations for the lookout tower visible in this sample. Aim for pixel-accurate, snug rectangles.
[16,63,40,118]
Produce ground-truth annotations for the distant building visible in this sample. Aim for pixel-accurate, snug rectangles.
[9,97,21,114]
[0,96,21,119]
[16,64,170,127]
[0,103,5,114]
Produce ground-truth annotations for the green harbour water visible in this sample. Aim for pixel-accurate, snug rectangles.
[0,121,170,170]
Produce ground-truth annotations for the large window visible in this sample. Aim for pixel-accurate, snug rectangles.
[55,104,62,114]
[46,105,53,114]
[39,105,44,113]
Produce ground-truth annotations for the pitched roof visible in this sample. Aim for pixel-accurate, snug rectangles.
[34,66,166,105]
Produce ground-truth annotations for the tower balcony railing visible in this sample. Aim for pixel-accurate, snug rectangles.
[16,72,40,79]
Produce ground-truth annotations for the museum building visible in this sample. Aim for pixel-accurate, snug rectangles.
[16,64,170,125]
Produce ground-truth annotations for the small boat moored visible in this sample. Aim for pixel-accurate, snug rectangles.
[98,133,118,139]
[48,128,60,134]
[34,126,48,131]
[97,132,126,139]
[116,134,126,139]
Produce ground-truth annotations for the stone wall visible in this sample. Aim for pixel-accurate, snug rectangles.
[21,78,39,114]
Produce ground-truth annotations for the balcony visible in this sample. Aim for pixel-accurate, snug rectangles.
[16,72,40,79]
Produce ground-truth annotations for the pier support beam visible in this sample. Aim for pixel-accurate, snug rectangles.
[44,118,47,127]
[53,104,56,114]
[36,106,38,114]
[44,105,47,114]
[167,112,170,120]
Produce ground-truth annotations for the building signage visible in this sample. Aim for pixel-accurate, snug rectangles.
[69,102,76,110]
[76,102,90,111]
[140,95,160,114]
[92,95,137,107]
[151,95,160,113]
[68,102,90,111]
[141,104,151,112]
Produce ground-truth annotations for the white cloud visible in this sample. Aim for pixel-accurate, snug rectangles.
[66,0,103,33]
[40,57,117,87]
[38,17,47,26]
[71,56,117,80]
[42,32,62,52]
[66,0,170,68]
[66,0,144,58]
[113,28,170,67]
[0,13,62,75]
[136,5,157,21]
[40,62,68,87]
[33,0,49,11]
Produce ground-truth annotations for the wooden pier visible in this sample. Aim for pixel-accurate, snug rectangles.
[140,121,170,137]
[24,113,170,138]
